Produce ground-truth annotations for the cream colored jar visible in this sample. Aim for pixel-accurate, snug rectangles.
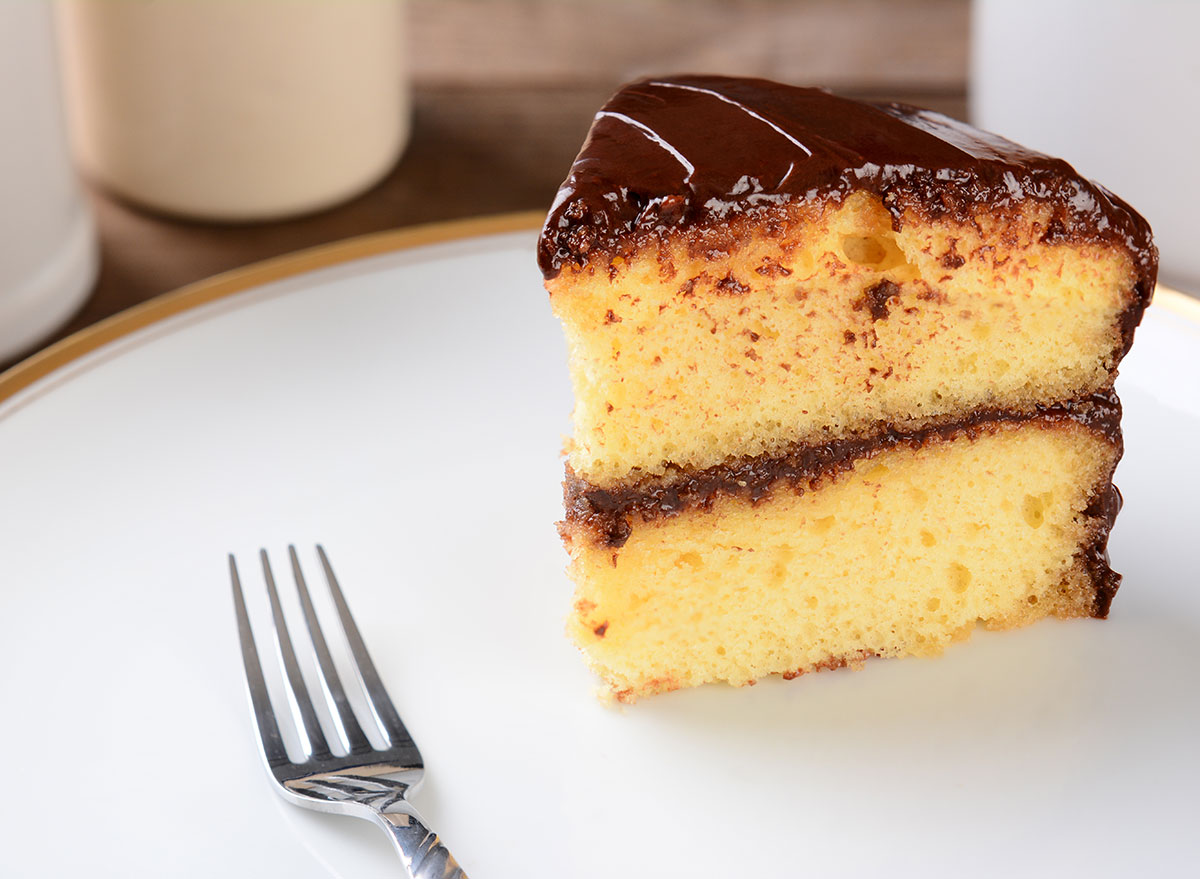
[0,1,97,362]
[56,0,409,222]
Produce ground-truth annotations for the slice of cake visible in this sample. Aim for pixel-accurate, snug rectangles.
[540,75,1156,701]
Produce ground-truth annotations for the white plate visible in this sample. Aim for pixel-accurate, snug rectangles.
[2,220,1198,877]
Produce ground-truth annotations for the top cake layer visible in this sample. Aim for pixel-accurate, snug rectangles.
[538,75,1155,295]
[542,76,1156,488]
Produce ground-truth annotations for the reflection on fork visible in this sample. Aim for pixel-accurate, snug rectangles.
[230,545,467,879]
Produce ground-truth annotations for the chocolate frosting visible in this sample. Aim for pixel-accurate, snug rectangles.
[564,392,1126,616]
[538,75,1157,314]
[565,390,1121,542]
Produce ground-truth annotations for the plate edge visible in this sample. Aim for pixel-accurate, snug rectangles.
[0,211,545,408]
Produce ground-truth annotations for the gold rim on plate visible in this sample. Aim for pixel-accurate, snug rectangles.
[0,212,543,408]
[0,209,1196,409]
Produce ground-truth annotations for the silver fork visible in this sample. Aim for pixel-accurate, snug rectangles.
[230,545,466,878]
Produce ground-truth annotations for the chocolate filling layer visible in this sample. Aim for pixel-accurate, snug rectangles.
[538,76,1157,348]
[564,391,1124,615]
[1082,481,1123,618]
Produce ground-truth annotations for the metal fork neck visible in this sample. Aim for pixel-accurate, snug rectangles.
[374,808,467,879]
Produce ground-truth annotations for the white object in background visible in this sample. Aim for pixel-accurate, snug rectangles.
[0,2,97,363]
[971,0,1200,292]
[56,0,410,223]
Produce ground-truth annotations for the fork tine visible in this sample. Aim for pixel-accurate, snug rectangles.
[229,554,288,768]
[288,545,373,755]
[260,548,332,760]
[316,545,420,754]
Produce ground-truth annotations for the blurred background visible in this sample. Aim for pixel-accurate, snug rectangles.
[1,0,1193,369]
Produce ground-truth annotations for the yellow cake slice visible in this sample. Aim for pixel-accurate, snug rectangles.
[540,76,1156,701]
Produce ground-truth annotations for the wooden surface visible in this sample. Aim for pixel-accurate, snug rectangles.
[9,82,966,371]
[408,0,969,89]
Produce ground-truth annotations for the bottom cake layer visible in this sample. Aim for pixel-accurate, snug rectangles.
[561,417,1121,701]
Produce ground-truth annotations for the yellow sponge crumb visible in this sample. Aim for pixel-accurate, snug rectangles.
[561,422,1116,701]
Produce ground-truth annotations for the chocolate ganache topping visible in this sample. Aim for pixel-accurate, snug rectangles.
[564,390,1123,549]
[563,391,1126,616]
[537,75,1156,299]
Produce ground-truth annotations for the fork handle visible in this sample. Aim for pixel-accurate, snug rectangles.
[375,805,467,879]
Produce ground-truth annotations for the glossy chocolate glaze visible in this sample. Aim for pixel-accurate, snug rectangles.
[538,76,1157,334]
[563,390,1124,615]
